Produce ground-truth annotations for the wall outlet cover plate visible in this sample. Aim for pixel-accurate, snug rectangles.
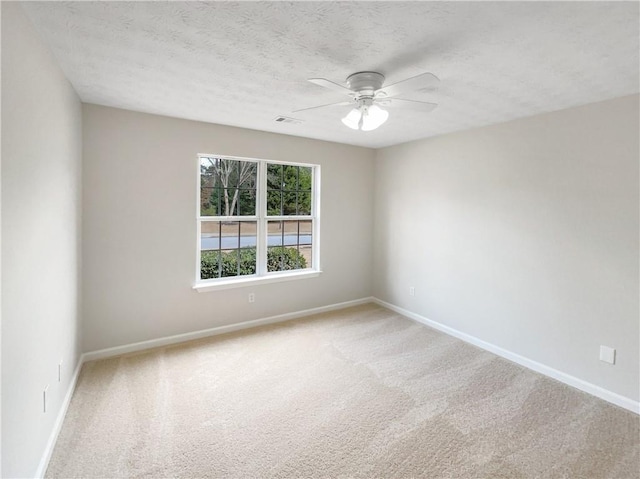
[599,345,616,364]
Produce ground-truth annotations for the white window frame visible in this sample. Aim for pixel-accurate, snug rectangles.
[194,154,321,292]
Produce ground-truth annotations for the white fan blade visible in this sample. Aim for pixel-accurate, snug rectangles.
[293,101,352,113]
[377,72,440,98]
[383,98,438,112]
[308,78,354,96]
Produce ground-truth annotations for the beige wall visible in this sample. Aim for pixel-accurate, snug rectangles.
[373,95,640,401]
[1,3,83,477]
[82,104,375,352]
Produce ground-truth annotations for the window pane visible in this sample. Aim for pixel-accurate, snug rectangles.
[282,165,298,191]
[267,164,283,190]
[299,167,312,191]
[267,190,282,216]
[298,220,312,241]
[282,191,297,215]
[200,187,223,217]
[267,220,312,272]
[297,192,311,215]
[200,250,220,280]
[266,164,313,216]
[200,221,257,279]
[200,221,221,251]
[237,189,256,216]
[200,157,257,216]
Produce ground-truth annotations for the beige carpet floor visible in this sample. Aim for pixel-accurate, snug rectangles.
[47,304,639,478]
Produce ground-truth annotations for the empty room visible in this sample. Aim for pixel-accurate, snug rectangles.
[1,1,639,478]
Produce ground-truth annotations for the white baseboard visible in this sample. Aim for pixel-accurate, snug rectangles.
[372,298,639,415]
[83,297,374,362]
[35,354,84,478]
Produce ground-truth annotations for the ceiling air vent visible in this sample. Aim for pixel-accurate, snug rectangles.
[274,116,304,125]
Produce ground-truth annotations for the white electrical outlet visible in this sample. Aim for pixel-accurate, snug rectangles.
[43,385,49,413]
[248,293,255,303]
[409,286,415,296]
[599,346,616,364]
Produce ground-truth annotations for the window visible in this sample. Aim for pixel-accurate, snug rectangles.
[196,155,320,289]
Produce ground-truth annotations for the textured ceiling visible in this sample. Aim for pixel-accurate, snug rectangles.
[22,1,640,149]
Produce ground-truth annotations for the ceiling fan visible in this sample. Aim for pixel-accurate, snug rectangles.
[294,71,439,131]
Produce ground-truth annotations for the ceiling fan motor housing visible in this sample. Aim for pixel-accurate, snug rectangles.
[346,71,385,98]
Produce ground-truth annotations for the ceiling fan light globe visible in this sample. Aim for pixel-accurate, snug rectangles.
[341,108,362,130]
[361,105,389,131]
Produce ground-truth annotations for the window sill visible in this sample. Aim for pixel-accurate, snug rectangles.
[193,270,322,292]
